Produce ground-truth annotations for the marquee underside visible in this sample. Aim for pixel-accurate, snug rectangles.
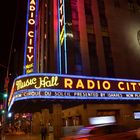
[8,73,140,113]
[9,97,140,113]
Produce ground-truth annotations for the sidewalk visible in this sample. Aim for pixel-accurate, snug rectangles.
[4,133,40,140]
[3,133,54,140]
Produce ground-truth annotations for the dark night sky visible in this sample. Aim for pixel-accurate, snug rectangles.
[0,0,27,91]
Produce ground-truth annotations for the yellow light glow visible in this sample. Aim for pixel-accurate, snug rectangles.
[28,31,34,37]
[64,78,73,88]
[118,82,125,91]
[102,81,111,90]
[76,79,84,89]
[87,80,95,89]
[27,55,33,62]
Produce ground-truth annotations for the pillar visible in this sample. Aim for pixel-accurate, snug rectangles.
[32,112,41,134]
[41,109,49,127]
[52,104,62,140]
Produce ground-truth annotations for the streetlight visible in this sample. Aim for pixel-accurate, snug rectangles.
[1,91,8,124]
[3,93,8,99]
[1,109,5,115]
[7,112,12,118]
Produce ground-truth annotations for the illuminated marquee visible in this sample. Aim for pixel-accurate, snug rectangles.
[8,73,140,111]
[23,0,38,74]
[59,0,65,45]
[58,0,67,73]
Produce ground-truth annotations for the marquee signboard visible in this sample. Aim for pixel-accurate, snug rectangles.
[23,0,38,74]
[58,0,67,73]
[8,73,140,111]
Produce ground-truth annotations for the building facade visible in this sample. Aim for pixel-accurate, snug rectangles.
[9,0,140,139]
[36,0,140,78]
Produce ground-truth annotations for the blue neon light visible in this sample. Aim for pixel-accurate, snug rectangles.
[8,89,140,112]
[58,0,62,74]
[13,88,140,95]
[14,95,140,101]
[23,0,30,74]
[8,73,140,111]
[34,0,39,72]
[63,0,67,74]
[23,0,38,74]
[58,0,68,74]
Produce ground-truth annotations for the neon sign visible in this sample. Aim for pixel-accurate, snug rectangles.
[23,0,38,74]
[8,73,140,111]
[16,76,59,90]
[8,74,140,92]
[58,0,67,74]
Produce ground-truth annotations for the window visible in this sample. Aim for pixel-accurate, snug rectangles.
[87,33,96,43]
[137,0,140,6]
[100,16,108,27]
[88,35,99,76]
[98,0,105,10]
[113,0,120,7]
[102,36,115,77]
[87,24,94,34]
[128,0,133,3]
[86,15,93,24]
[128,0,135,11]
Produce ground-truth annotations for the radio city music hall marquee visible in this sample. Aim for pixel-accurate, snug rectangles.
[8,73,140,110]
[24,0,38,74]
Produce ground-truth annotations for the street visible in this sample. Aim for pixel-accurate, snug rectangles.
[2,134,40,140]
[1,132,54,140]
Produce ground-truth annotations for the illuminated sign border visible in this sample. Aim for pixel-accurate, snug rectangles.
[8,73,140,111]
[23,0,38,74]
[8,90,140,112]
[58,0,67,74]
